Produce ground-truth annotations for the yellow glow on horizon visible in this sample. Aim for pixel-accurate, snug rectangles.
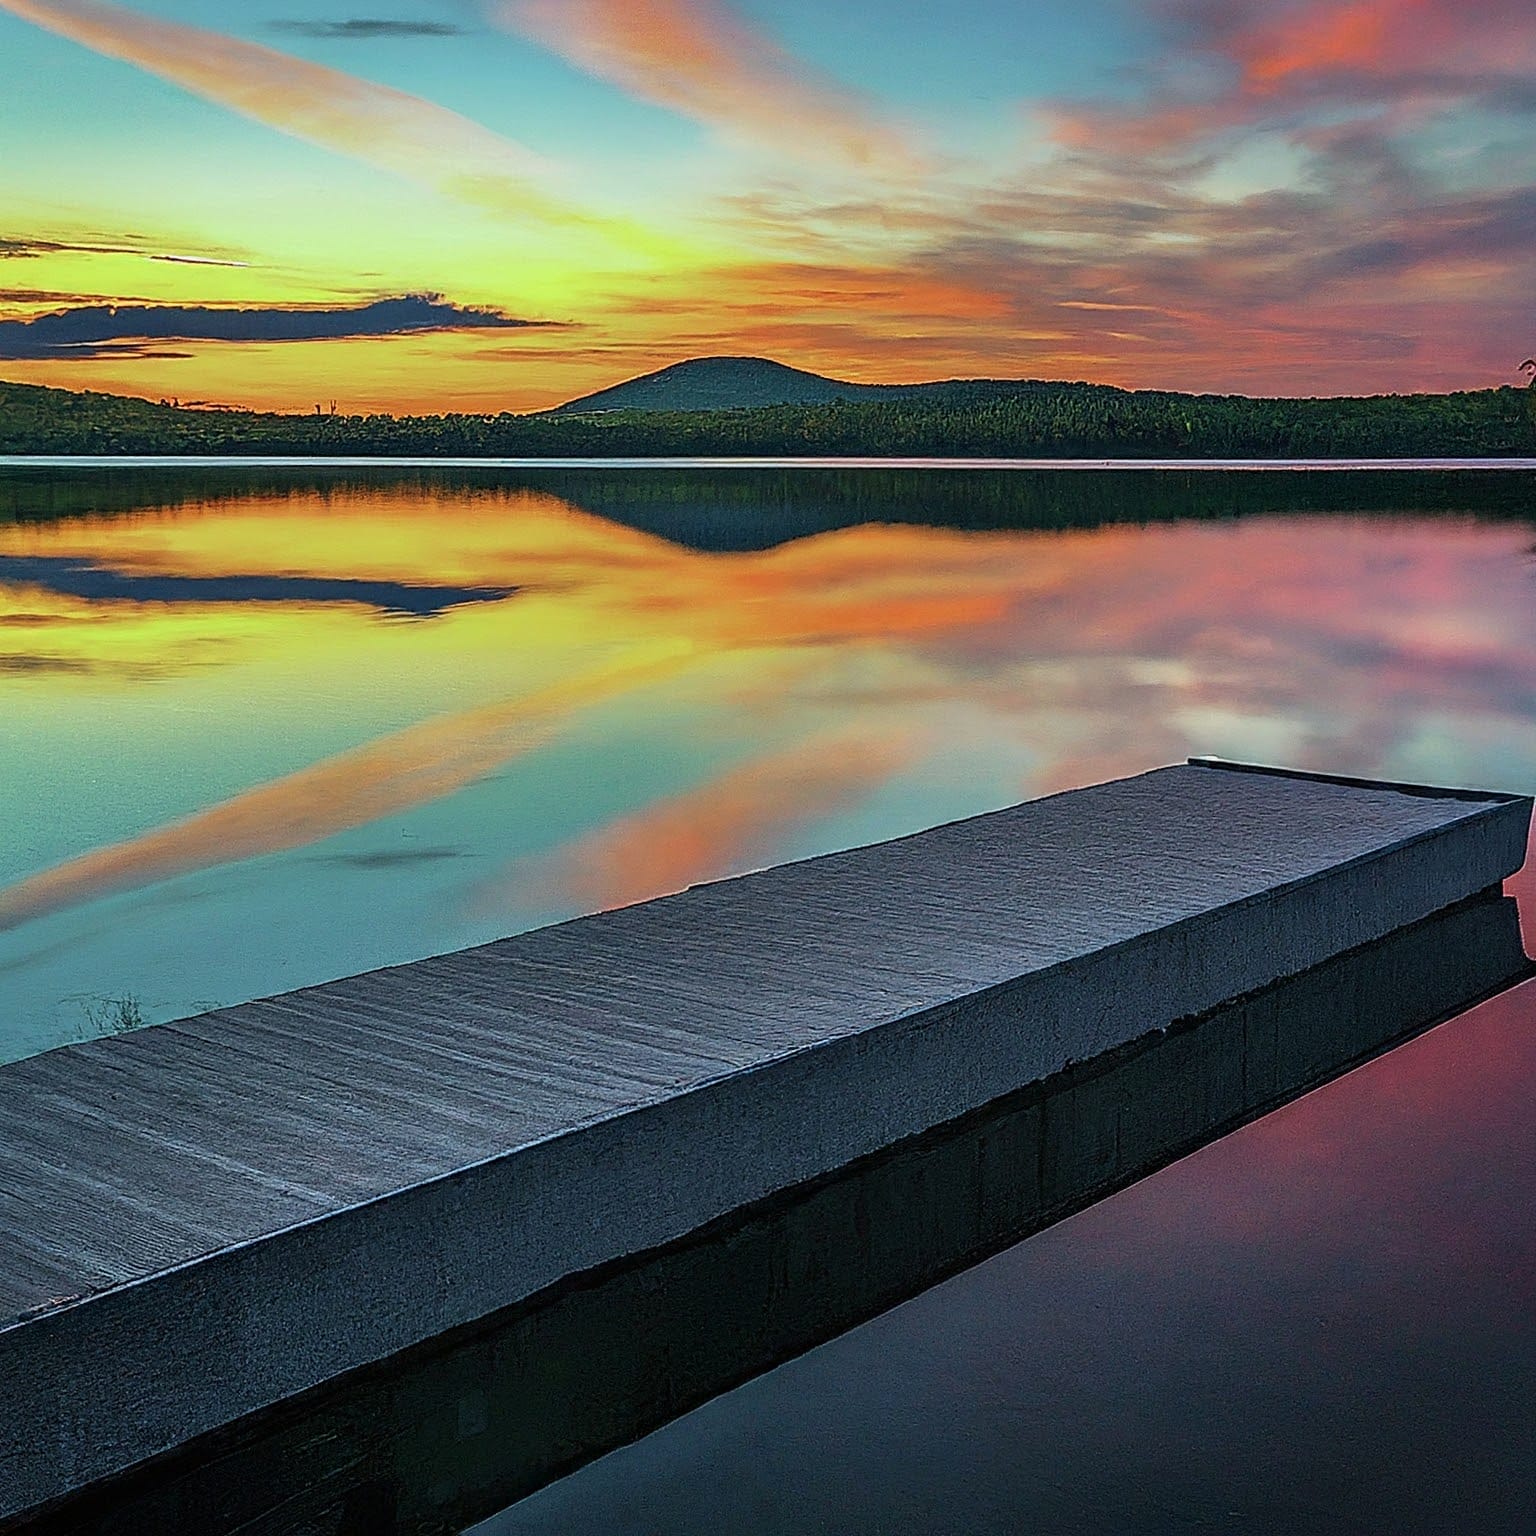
[0,246,1045,412]
[0,0,1069,410]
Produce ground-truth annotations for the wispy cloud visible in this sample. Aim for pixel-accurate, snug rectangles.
[653,0,1533,399]
[0,0,591,225]
[1049,0,1536,158]
[0,232,248,266]
[0,292,563,359]
[1225,0,1536,100]
[493,0,921,172]
[970,0,1536,391]
[271,17,465,39]
[152,251,252,267]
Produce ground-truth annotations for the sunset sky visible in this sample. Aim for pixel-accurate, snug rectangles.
[2,0,1533,410]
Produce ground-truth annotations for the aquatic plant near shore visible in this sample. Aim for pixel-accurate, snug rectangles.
[80,993,145,1035]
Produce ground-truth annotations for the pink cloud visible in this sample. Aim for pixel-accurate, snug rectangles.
[494,0,921,172]
[0,0,595,226]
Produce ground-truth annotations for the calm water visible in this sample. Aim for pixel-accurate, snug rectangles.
[3,464,1534,1530]
[2,465,1533,1060]
[479,958,1536,1536]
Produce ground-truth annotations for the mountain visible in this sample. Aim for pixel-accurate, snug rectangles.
[548,355,996,414]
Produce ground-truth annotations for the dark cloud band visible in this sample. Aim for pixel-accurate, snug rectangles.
[270,19,465,39]
[0,235,247,266]
[0,293,561,360]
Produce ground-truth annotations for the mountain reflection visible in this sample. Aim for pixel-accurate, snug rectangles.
[0,470,1532,1056]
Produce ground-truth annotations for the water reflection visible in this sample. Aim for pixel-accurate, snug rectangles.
[0,553,516,616]
[1,469,1534,1058]
[481,718,930,916]
[0,647,694,935]
[18,891,1525,1536]
[479,971,1536,1536]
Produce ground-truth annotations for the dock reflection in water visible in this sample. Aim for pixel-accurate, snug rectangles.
[18,886,1528,1536]
[482,878,1536,1536]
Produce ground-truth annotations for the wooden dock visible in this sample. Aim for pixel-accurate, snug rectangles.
[0,760,1529,1528]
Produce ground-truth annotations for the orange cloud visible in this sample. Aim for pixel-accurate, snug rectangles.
[1230,0,1536,92]
[495,0,920,172]
[1242,0,1402,87]
[718,262,1015,324]
[0,0,592,226]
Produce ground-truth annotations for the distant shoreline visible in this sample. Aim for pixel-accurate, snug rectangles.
[4,455,1536,472]
[5,374,1533,460]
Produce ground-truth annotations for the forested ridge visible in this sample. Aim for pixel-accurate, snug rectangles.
[2,376,1533,458]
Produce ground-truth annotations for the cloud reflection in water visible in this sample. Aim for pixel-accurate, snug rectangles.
[0,474,1532,1052]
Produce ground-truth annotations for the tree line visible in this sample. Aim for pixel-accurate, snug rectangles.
[2,378,1534,459]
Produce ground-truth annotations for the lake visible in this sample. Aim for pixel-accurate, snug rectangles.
[2,462,1534,1530]
[3,463,1532,1062]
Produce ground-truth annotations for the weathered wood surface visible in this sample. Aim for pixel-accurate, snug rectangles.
[0,760,1529,1522]
[12,893,1529,1536]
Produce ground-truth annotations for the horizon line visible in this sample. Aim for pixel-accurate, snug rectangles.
[5,455,1536,472]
